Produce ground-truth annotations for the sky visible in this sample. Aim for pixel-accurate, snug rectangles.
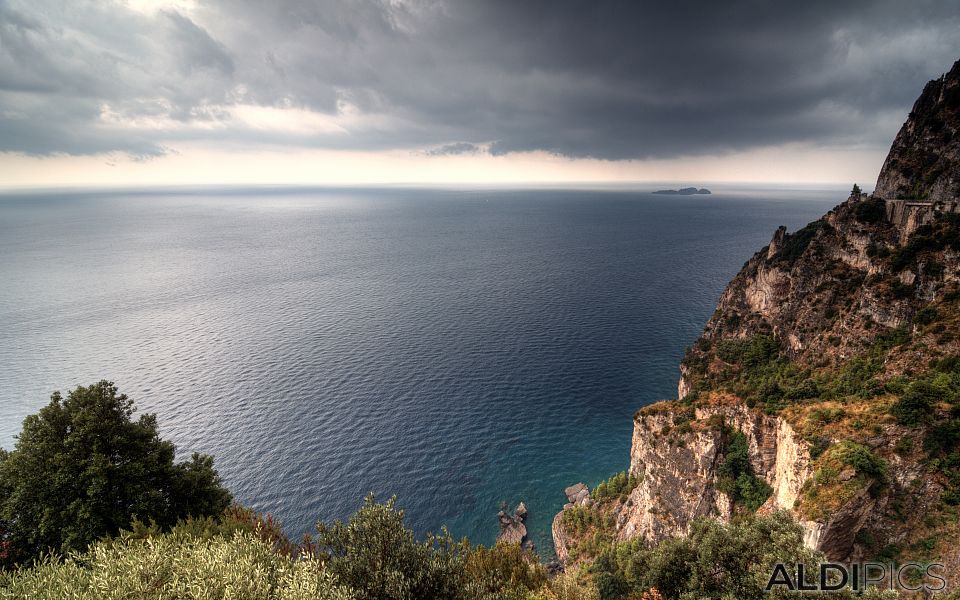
[1,0,959,188]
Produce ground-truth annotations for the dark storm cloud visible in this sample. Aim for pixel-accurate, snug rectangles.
[1,0,959,159]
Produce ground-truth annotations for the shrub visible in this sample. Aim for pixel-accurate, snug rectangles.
[589,511,824,600]
[464,541,547,598]
[592,472,638,503]
[716,431,772,512]
[717,335,780,368]
[890,380,939,426]
[313,494,466,600]
[913,307,939,325]
[798,442,889,521]
[853,197,886,224]
[0,531,355,600]
[834,442,888,485]
[769,220,829,267]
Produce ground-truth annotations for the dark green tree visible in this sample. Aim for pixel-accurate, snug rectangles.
[890,380,939,426]
[0,381,231,565]
[851,183,861,196]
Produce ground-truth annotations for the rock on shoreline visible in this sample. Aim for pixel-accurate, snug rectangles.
[496,502,530,548]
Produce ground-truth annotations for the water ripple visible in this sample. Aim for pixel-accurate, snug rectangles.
[0,187,839,555]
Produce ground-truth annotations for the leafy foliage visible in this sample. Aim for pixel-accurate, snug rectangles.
[890,380,939,426]
[890,213,960,272]
[716,335,780,368]
[0,530,355,600]
[0,494,574,600]
[715,431,772,512]
[312,494,468,600]
[589,511,827,600]
[591,472,638,503]
[798,441,888,521]
[0,381,231,566]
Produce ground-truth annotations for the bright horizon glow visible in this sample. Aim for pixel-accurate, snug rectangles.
[0,141,883,191]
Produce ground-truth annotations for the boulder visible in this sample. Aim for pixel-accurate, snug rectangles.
[574,488,590,505]
[496,502,530,546]
[564,483,588,503]
[515,502,528,520]
[498,519,527,545]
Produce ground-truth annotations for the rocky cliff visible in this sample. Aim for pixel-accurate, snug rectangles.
[875,59,960,204]
[554,59,960,588]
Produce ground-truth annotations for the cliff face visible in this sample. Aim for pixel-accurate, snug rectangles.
[554,59,960,587]
[875,59,960,203]
[615,402,811,544]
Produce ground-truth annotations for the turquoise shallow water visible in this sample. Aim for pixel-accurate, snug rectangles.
[0,186,838,556]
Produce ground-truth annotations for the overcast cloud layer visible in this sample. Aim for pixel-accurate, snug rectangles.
[2,0,959,161]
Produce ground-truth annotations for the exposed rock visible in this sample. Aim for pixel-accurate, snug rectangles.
[564,483,588,503]
[613,403,814,547]
[545,560,564,576]
[766,226,787,259]
[515,502,527,520]
[496,504,529,546]
[574,488,590,506]
[554,60,960,585]
[552,511,571,564]
[874,59,960,204]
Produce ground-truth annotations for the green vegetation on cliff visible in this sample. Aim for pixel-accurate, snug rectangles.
[715,431,772,512]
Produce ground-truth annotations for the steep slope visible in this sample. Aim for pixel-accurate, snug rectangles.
[875,59,960,204]
[554,59,960,586]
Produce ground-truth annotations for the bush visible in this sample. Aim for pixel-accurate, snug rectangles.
[914,307,939,325]
[313,494,467,600]
[769,220,828,267]
[0,531,355,600]
[853,197,886,224]
[717,335,780,369]
[890,380,939,426]
[464,541,546,598]
[589,511,824,600]
[0,382,231,566]
[716,431,772,512]
[834,442,888,485]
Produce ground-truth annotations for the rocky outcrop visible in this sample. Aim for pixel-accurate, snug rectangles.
[874,59,960,203]
[555,61,960,584]
[615,403,814,547]
[497,503,530,547]
[551,511,571,564]
[551,483,591,564]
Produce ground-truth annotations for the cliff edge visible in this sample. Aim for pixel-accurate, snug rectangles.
[554,59,960,587]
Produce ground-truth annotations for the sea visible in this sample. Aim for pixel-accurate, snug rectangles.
[0,185,840,555]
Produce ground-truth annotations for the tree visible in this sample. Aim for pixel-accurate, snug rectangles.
[890,380,938,426]
[851,183,861,196]
[313,494,467,600]
[0,381,231,565]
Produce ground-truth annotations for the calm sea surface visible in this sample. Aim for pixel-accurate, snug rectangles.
[0,186,838,555]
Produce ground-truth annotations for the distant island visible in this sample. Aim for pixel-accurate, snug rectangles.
[652,187,711,195]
